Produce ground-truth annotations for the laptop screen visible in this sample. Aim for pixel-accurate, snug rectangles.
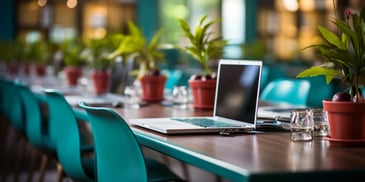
[214,60,262,123]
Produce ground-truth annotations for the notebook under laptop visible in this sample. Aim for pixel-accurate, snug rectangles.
[129,59,263,134]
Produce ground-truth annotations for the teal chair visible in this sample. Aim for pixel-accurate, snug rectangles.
[260,78,311,107]
[260,66,270,90]
[161,69,183,90]
[303,76,334,107]
[0,79,28,181]
[44,89,94,182]
[78,102,185,182]
[17,83,62,181]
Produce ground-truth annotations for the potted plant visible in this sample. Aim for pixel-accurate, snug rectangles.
[28,40,51,77]
[13,40,32,76]
[60,39,87,86]
[108,21,166,102]
[0,41,20,76]
[296,4,365,144]
[81,36,115,95]
[178,15,228,109]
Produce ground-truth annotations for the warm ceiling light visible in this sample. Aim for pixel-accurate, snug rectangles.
[283,0,299,12]
[67,0,77,8]
[37,0,47,7]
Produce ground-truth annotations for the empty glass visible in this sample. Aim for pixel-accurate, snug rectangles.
[290,109,314,141]
[124,86,140,109]
[311,108,329,137]
[172,86,189,109]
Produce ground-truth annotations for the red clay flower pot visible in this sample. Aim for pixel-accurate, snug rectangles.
[189,79,216,110]
[323,100,365,141]
[64,66,82,86]
[140,75,167,102]
[35,64,46,77]
[91,70,110,95]
[6,62,19,75]
[23,63,31,76]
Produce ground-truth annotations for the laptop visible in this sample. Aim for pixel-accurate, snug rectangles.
[129,59,263,134]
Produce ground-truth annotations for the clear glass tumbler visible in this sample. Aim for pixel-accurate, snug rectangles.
[290,109,314,141]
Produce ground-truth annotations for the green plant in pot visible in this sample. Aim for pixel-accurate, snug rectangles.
[60,39,87,86]
[178,15,228,109]
[296,5,365,144]
[108,21,166,102]
[28,40,51,77]
[81,37,115,95]
[13,40,32,76]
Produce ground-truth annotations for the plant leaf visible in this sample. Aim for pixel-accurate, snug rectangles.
[296,66,344,84]
[318,25,344,48]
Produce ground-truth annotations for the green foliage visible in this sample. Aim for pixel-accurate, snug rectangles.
[28,40,51,65]
[297,6,365,101]
[178,15,228,74]
[81,34,122,71]
[60,39,87,67]
[108,21,164,78]
[0,40,25,62]
[241,39,267,60]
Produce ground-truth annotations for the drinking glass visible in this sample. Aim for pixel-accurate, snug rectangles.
[290,109,314,141]
[311,108,329,137]
[172,86,189,109]
[124,86,140,109]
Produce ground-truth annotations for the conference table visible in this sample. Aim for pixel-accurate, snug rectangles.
[24,76,365,182]
[80,102,365,182]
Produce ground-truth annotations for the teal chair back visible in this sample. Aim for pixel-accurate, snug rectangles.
[303,76,334,107]
[260,79,311,107]
[79,102,148,182]
[162,69,183,90]
[17,84,47,149]
[0,78,6,114]
[44,90,94,182]
[260,66,270,90]
[5,80,25,132]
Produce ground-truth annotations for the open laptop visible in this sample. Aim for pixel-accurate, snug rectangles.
[129,59,263,134]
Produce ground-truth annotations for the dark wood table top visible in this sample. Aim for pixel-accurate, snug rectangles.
[110,103,365,181]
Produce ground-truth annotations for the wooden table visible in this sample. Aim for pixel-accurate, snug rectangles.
[108,103,365,182]
[18,75,365,181]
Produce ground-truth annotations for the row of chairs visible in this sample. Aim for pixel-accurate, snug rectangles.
[259,76,337,108]
[0,78,185,182]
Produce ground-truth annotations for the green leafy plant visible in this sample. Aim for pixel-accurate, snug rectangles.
[28,40,51,66]
[60,39,87,67]
[108,21,164,79]
[297,4,365,102]
[178,15,228,75]
[81,35,121,71]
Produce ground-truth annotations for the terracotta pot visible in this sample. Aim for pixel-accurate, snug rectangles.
[140,75,167,102]
[91,70,110,95]
[323,100,365,140]
[64,66,82,86]
[189,79,216,110]
[6,62,19,75]
[23,63,31,76]
[35,64,46,77]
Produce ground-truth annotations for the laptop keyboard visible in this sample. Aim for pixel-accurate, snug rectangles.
[172,118,242,128]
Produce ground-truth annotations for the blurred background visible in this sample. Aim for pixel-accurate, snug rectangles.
[0,0,364,101]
